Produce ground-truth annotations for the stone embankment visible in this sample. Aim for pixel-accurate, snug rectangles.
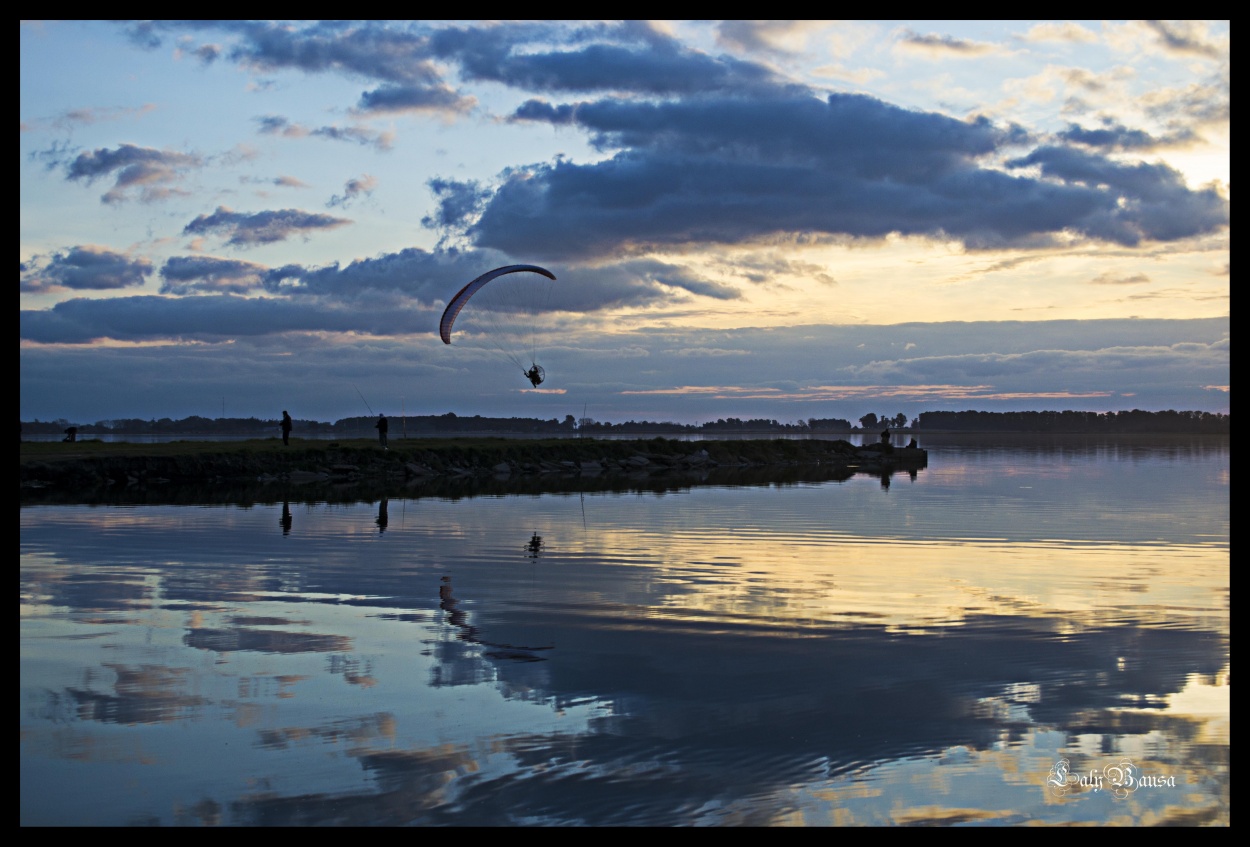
[20,437,927,497]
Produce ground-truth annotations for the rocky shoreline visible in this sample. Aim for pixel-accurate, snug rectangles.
[20,436,928,503]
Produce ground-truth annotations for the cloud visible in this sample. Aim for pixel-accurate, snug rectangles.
[178,42,223,64]
[896,29,1001,57]
[311,125,395,150]
[255,115,310,138]
[182,206,352,246]
[430,20,795,97]
[18,246,745,345]
[1020,22,1098,44]
[40,104,158,133]
[20,312,1228,422]
[328,174,378,208]
[20,246,153,293]
[1006,146,1229,243]
[158,255,273,295]
[66,143,202,204]
[256,115,395,150]
[715,21,821,56]
[222,20,441,85]
[472,91,1227,260]
[1142,20,1224,59]
[422,178,493,231]
[1057,120,1195,151]
[1089,271,1150,286]
[19,293,413,345]
[354,84,475,116]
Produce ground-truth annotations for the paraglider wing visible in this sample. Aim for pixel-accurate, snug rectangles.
[440,264,556,345]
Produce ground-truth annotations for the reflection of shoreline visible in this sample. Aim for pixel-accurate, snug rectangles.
[438,576,553,662]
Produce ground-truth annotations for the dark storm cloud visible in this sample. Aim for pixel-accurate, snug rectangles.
[159,255,271,295]
[182,206,351,246]
[20,246,153,293]
[66,143,202,204]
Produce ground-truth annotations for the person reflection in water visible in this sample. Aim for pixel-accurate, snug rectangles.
[439,576,479,643]
[527,531,543,558]
[280,501,293,535]
[376,498,389,534]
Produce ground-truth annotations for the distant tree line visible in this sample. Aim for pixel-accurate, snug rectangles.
[916,409,1229,434]
[20,408,1228,437]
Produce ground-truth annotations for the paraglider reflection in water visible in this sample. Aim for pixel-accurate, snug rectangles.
[440,264,557,387]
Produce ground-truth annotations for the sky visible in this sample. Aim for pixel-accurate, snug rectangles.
[20,21,1230,426]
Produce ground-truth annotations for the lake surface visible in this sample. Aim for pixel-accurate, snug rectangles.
[20,435,1229,826]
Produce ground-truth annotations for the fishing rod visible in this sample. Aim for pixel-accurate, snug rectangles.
[353,384,375,416]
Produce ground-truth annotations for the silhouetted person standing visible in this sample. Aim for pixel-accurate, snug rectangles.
[281,411,293,446]
[375,414,388,449]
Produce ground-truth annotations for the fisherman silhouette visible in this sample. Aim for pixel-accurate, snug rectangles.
[281,411,293,446]
[375,414,388,448]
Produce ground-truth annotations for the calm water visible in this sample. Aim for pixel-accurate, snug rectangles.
[20,436,1229,826]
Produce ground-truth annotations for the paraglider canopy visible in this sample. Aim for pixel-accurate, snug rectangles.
[439,264,557,386]
[440,264,556,345]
